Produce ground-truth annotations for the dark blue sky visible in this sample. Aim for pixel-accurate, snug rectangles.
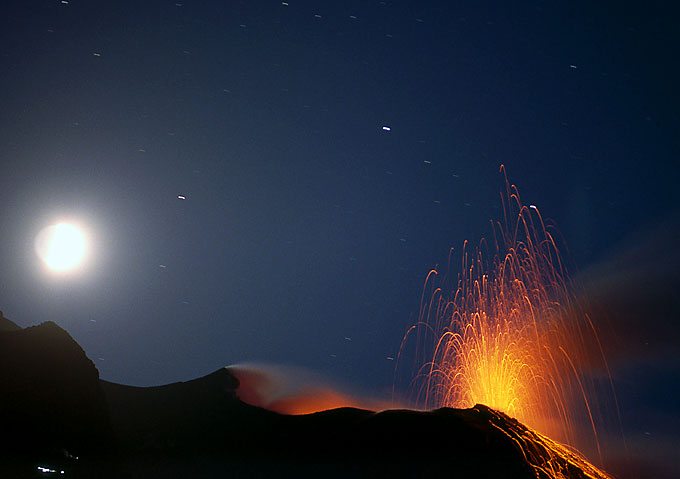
[1,1,678,475]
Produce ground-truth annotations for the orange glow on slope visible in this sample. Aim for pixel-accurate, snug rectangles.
[266,390,360,415]
[229,365,394,415]
[398,166,619,466]
[474,404,613,479]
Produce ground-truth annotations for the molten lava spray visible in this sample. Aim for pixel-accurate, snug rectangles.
[398,166,619,468]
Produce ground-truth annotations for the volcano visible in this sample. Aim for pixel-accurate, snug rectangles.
[0,313,611,478]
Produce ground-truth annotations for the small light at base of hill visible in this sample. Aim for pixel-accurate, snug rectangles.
[37,465,65,474]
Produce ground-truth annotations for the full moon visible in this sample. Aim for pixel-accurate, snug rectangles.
[35,222,88,272]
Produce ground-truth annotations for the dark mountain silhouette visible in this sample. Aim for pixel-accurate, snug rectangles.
[0,310,21,332]
[0,315,611,478]
[0,316,112,476]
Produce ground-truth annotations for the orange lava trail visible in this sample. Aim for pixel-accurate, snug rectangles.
[397,165,619,473]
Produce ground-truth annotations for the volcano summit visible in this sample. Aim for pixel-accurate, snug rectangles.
[0,312,612,478]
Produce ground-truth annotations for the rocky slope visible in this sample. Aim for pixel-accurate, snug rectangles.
[0,313,611,478]
[0,315,112,475]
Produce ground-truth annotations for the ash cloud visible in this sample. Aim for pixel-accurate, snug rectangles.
[573,213,680,479]
[576,213,680,365]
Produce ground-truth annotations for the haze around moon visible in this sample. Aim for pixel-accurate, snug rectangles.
[35,222,88,273]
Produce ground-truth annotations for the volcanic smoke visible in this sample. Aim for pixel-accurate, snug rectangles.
[397,166,619,475]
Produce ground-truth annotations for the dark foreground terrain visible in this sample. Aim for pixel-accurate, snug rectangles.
[0,313,610,478]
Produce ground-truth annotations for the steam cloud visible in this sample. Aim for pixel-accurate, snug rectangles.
[227,363,398,414]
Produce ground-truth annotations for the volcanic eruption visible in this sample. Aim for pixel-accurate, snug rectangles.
[0,167,626,478]
[397,166,620,477]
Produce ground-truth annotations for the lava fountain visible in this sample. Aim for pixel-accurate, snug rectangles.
[397,166,620,471]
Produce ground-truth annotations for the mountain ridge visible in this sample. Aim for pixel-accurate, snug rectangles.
[0,314,611,478]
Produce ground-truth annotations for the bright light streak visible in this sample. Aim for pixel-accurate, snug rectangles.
[37,466,63,473]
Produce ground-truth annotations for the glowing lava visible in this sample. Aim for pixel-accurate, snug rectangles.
[398,166,618,470]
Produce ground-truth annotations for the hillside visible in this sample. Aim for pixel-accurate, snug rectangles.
[0,314,611,478]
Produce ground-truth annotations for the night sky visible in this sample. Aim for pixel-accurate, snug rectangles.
[1,1,678,476]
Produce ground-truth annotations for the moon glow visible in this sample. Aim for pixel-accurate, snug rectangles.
[35,222,88,272]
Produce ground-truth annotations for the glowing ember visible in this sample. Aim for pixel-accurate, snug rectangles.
[398,166,619,470]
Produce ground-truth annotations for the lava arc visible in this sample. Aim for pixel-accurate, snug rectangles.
[398,166,619,468]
